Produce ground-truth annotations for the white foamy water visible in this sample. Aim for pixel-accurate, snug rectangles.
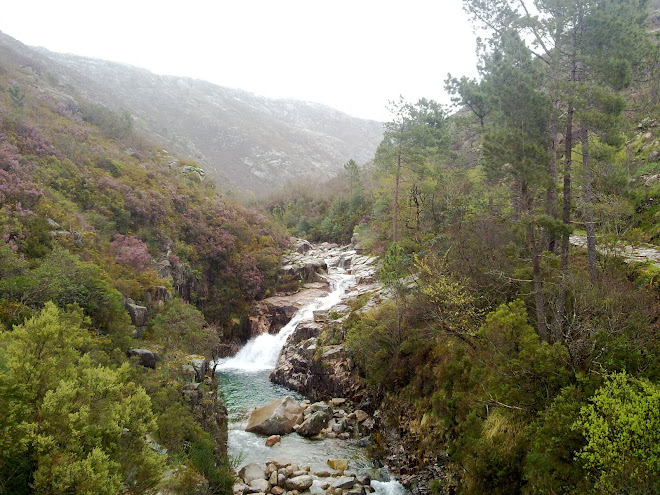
[216,268,354,372]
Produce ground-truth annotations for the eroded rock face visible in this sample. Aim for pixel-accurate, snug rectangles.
[245,396,305,435]
[270,334,364,402]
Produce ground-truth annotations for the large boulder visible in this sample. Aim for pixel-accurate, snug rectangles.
[188,355,208,382]
[125,303,148,327]
[295,410,331,437]
[270,341,365,402]
[245,396,305,435]
[126,348,161,369]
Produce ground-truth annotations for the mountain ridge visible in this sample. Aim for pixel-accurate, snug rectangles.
[0,31,382,196]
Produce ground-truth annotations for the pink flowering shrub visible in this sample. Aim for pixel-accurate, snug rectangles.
[111,234,152,271]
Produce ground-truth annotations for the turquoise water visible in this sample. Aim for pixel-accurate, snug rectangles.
[218,368,374,473]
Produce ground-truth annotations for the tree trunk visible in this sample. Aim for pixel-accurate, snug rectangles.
[581,125,597,281]
[393,147,401,243]
[554,47,577,343]
[546,113,559,253]
[521,180,548,341]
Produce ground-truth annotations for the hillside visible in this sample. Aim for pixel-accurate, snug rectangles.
[0,29,295,493]
[0,31,382,196]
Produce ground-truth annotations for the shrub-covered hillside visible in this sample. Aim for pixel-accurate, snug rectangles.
[0,39,287,494]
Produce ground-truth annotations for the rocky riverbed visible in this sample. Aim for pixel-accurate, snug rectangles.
[218,239,412,494]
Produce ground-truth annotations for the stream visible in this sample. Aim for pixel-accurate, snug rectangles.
[216,251,408,494]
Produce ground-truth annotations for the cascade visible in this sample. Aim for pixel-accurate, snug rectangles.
[217,270,354,372]
[216,247,408,495]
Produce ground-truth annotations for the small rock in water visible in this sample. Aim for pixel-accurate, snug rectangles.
[332,476,356,490]
[327,459,349,471]
[265,435,281,447]
[271,459,290,469]
[285,474,313,490]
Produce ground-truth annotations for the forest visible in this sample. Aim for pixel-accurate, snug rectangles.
[2,0,660,494]
[268,1,660,493]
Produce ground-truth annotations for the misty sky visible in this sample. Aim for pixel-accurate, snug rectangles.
[2,1,479,121]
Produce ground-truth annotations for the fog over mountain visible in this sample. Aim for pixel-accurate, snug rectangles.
[0,31,383,195]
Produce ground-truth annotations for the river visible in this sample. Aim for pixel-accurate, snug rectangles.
[216,249,408,494]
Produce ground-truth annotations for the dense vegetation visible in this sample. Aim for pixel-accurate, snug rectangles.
[269,1,660,493]
[0,45,287,494]
[5,1,660,493]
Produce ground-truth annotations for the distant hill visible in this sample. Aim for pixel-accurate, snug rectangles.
[0,31,382,196]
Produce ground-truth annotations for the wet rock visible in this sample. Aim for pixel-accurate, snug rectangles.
[126,348,161,369]
[271,459,290,469]
[270,341,364,401]
[246,396,305,435]
[249,288,329,338]
[356,474,372,486]
[239,463,266,484]
[332,476,356,490]
[265,435,281,447]
[311,401,333,415]
[296,411,331,437]
[281,259,328,282]
[285,475,314,491]
[327,459,349,471]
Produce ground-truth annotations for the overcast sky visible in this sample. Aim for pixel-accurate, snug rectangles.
[2,1,479,121]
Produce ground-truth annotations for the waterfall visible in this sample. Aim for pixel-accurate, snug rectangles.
[216,245,410,495]
[216,268,355,372]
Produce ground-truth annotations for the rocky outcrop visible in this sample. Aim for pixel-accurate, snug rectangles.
[268,241,381,401]
[270,334,365,402]
[126,348,161,368]
[245,396,305,435]
[125,302,147,327]
[248,283,329,337]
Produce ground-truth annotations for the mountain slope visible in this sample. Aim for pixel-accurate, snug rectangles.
[0,31,382,195]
